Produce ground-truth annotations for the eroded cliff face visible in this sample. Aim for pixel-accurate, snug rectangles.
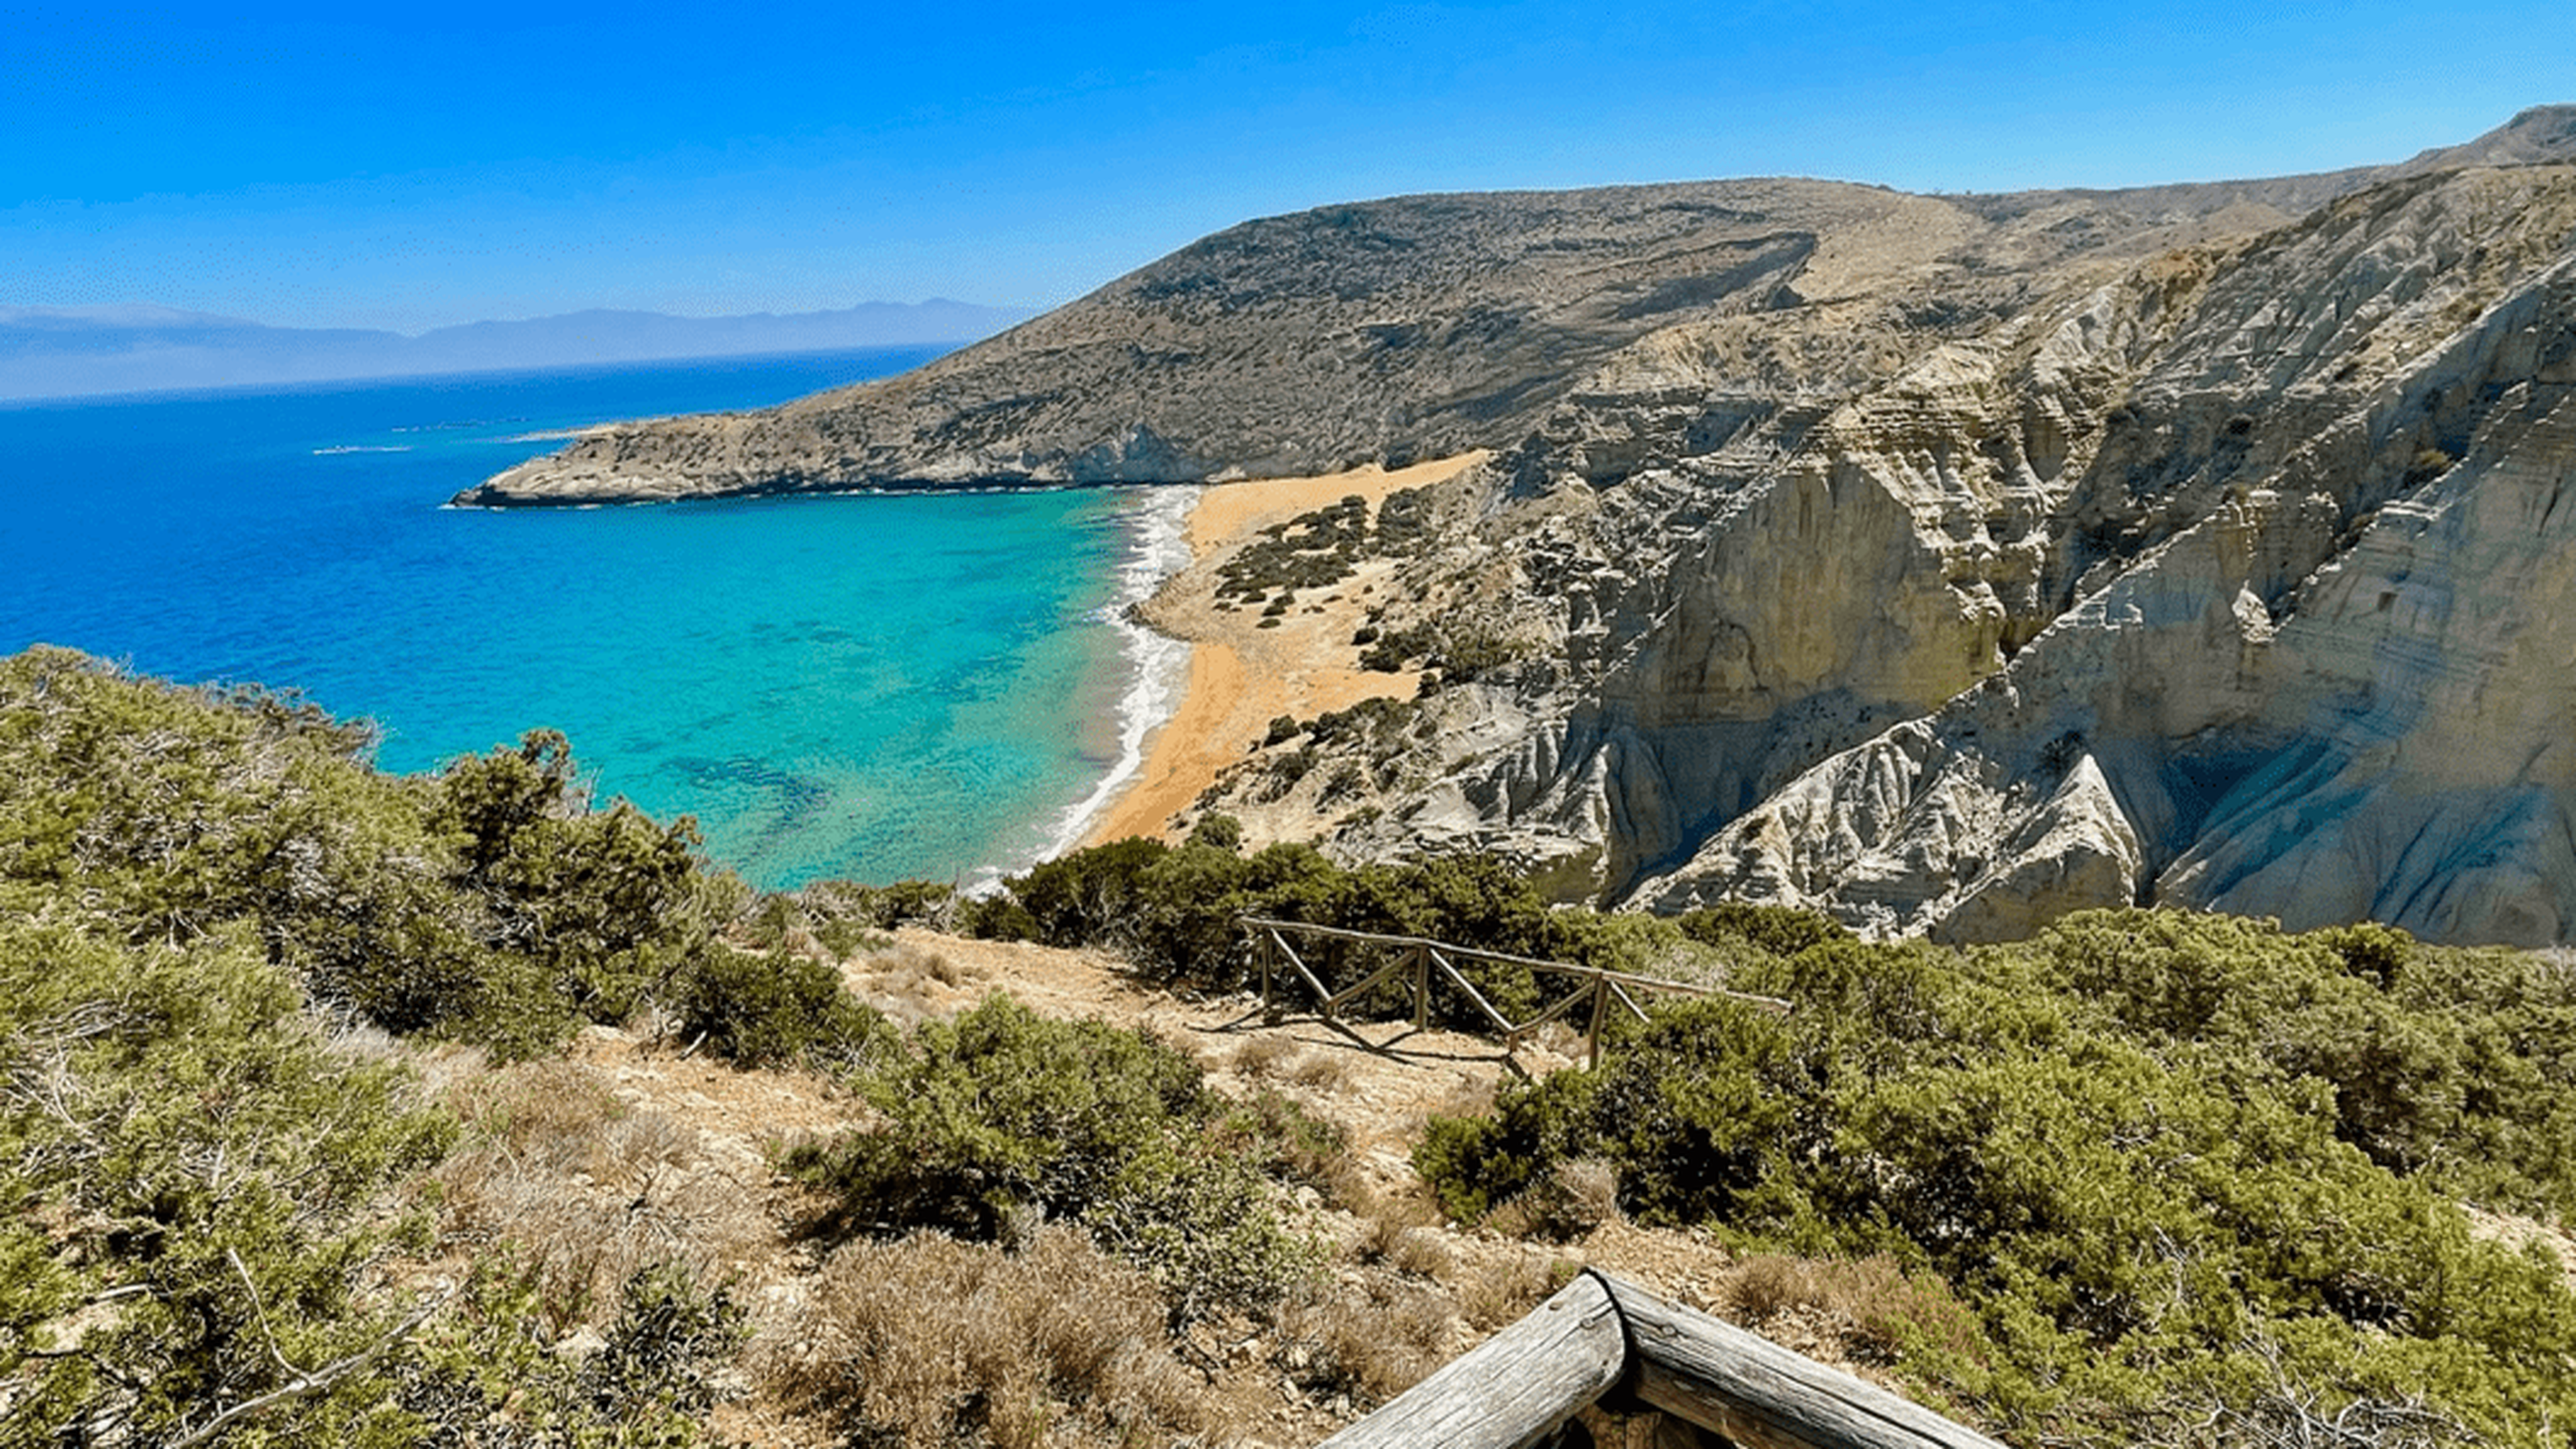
[1344,164,2576,945]
[468,108,2576,945]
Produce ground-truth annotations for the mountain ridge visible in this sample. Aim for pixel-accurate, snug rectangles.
[0,299,1036,402]
[466,109,2576,948]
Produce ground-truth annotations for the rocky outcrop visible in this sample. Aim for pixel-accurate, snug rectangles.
[1601,170,2576,945]
[468,108,2576,947]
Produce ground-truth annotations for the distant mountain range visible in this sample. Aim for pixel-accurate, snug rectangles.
[0,300,1038,402]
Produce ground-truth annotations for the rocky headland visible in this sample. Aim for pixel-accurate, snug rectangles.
[466,107,2576,947]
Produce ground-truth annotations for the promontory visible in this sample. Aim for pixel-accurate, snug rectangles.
[463,107,2576,948]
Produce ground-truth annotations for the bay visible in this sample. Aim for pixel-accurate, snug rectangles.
[0,350,1169,889]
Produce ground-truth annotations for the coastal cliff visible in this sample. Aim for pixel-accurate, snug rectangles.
[468,108,2576,947]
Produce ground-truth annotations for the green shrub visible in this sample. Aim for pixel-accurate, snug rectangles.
[390,1258,739,1448]
[1186,812,1244,851]
[786,996,1316,1320]
[1675,900,1854,958]
[578,1264,749,1428]
[0,650,741,1059]
[676,946,894,1071]
[0,909,458,1445]
[431,730,737,1034]
[1415,912,2576,1444]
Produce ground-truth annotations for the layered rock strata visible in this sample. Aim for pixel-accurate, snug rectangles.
[467,109,2576,946]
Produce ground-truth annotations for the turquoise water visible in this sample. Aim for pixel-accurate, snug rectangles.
[0,352,1172,888]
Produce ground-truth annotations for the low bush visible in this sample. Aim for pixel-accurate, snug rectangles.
[785,995,1318,1322]
[768,1226,1205,1449]
[978,837,1668,1032]
[0,908,458,1444]
[1413,910,2576,1444]
[674,945,894,1070]
[392,1258,742,1448]
[1674,900,1854,958]
[0,649,745,1059]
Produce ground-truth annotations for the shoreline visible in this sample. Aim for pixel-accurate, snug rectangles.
[1030,484,1201,869]
[1078,453,1487,849]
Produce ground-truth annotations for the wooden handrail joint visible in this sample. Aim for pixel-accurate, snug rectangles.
[1316,1270,2006,1449]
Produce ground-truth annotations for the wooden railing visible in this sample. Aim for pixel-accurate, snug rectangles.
[1239,917,1786,1068]
[1318,1269,2004,1449]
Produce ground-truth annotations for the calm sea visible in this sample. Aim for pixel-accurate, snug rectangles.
[0,350,1190,890]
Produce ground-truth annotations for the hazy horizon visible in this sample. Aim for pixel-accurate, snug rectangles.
[0,299,1036,402]
[9,3,2572,338]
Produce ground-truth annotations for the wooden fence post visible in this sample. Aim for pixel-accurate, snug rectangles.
[1587,975,1611,1070]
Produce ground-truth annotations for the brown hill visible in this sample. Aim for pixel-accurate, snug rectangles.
[462,111,2576,947]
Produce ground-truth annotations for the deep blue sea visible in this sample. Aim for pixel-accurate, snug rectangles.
[0,350,1191,890]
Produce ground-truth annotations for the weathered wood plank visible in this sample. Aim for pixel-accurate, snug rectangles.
[1518,976,1606,1038]
[1605,1279,2007,1449]
[1427,948,1520,1037]
[1609,979,1652,1026]
[1269,933,1337,1016]
[1322,953,1415,1014]
[1313,1273,1626,1449]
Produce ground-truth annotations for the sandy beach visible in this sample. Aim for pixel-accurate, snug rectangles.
[1082,453,1486,845]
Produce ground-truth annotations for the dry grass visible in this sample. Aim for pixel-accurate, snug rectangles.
[1288,1048,1354,1091]
[1719,1252,1983,1364]
[1455,1252,1564,1332]
[1348,1180,1448,1269]
[1230,1032,1301,1080]
[763,1226,1206,1449]
[846,939,987,1026]
[1488,1157,1621,1243]
[1381,1225,1457,1281]
[1427,1074,1497,1123]
[436,1059,769,1334]
[1274,1273,1456,1405]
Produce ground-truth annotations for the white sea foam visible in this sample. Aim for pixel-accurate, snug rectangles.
[971,484,1198,893]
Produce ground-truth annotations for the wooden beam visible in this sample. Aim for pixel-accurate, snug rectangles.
[1515,975,1606,1040]
[1609,979,1652,1026]
[1322,953,1416,1015]
[1271,934,1336,1016]
[1587,977,1611,1070]
[1313,1273,1625,1449]
[1426,948,1519,1037]
[1312,1271,2006,1449]
[1604,1278,2008,1449]
[1234,917,1790,1014]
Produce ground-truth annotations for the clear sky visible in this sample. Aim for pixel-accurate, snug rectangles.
[7,1,2571,333]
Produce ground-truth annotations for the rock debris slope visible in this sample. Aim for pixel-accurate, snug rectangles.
[468,108,2576,946]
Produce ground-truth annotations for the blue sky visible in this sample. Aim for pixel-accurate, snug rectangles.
[6,1,2571,332]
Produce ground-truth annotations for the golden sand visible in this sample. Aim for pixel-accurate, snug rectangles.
[1083,453,1485,845]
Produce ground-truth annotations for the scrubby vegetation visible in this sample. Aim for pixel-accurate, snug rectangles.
[932,835,2576,1444]
[1413,913,2576,1444]
[785,995,1319,1324]
[0,649,812,1442]
[1353,620,1529,684]
[963,833,1756,1023]
[10,645,2575,1447]
[0,649,1407,1445]
[1212,495,1369,609]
